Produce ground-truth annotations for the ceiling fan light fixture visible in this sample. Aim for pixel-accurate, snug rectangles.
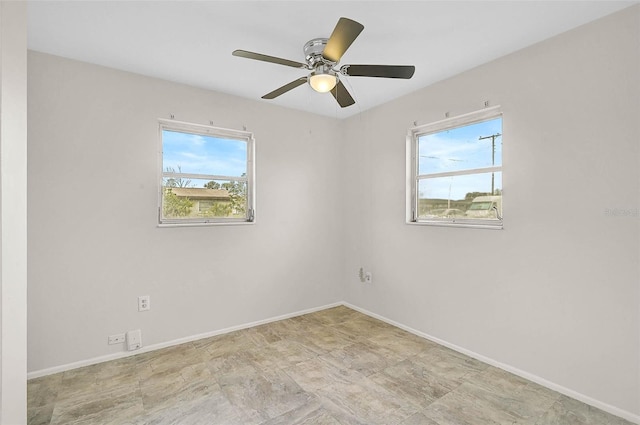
[309,71,337,93]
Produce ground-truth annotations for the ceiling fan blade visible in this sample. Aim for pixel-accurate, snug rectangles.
[262,77,308,99]
[322,17,364,63]
[331,80,355,108]
[232,50,308,69]
[341,64,415,79]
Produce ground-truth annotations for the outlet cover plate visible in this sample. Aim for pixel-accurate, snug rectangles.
[127,329,142,351]
[108,334,125,345]
[138,295,150,312]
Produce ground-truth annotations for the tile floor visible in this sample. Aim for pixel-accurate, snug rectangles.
[28,306,633,425]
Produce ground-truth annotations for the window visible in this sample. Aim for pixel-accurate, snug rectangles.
[159,120,255,225]
[198,200,214,212]
[407,107,503,228]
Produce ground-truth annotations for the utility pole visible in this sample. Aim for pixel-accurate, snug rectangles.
[479,133,501,195]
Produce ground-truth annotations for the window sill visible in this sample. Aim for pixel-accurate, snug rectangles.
[407,219,503,230]
[158,220,255,228]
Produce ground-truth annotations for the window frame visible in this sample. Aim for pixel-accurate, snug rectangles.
[406,106,503,229]
[158,119,255,227]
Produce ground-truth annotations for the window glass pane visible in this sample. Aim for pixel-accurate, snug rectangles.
[418,117,502,175]
[417,172,502,219]
[162,177,247,220]
[162,130,247,177]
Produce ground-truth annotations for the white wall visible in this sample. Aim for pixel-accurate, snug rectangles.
[342,5,640,417]
[0,1,28,423]
[27,52,345,372]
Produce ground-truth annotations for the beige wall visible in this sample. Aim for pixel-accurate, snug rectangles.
[342,5,640,418]
[27,51,345,373]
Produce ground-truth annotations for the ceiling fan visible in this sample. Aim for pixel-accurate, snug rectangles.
[232,17,415,108]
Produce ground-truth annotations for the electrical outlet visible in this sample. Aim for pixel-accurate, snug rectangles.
[365,272,373,284]
[138,295,150,312]
[108,333,125,345]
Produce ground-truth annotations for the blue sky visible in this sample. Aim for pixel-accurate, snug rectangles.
[162,130,247,179]
[418,117,502,200]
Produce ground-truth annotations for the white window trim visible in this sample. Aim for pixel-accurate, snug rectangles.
[158,119,255,227]
[406,106,503,229]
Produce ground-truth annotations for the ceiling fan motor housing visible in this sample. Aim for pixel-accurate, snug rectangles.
[304,38,334,68]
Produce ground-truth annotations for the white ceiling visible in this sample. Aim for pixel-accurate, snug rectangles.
[27,1,636,119]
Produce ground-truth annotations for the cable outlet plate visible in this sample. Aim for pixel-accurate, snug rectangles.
[108,334,125,345]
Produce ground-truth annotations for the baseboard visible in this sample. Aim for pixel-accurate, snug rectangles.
[343,302,640,425]
[27,301,342,380]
